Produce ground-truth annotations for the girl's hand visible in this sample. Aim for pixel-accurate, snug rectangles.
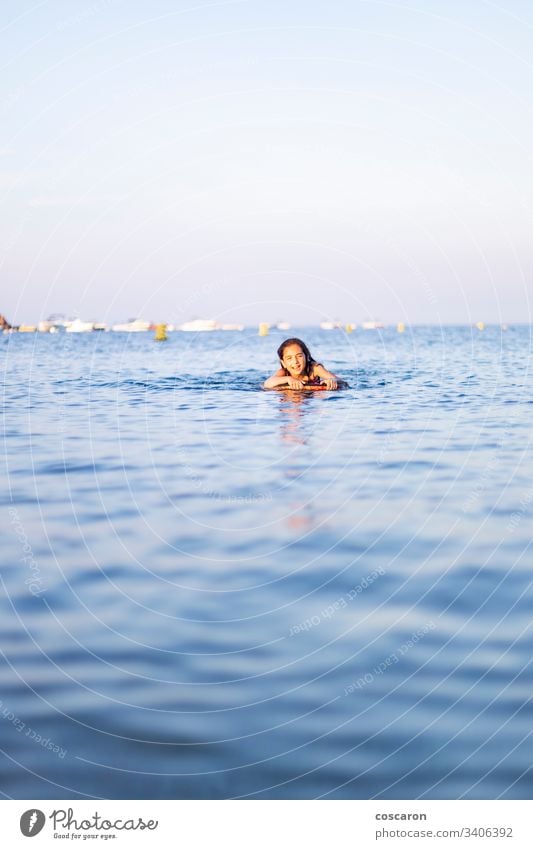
[287,377,305,389]
[323,378,338,390]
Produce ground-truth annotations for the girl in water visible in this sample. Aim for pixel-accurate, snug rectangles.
[263,338,339,390]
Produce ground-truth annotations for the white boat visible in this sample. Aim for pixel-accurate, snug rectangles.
[276,321,291,331]
[320,320,341,330]
[111,319,150,332]
[179,319,218,332]
[65,319,94,333]
[220,323,244,331]
[362,321,384,330]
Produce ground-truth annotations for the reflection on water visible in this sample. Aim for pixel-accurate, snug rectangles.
[277,390,316,445]
[1,327,533,799]
[285,502,317,532]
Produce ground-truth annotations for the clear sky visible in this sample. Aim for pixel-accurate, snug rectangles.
[1,0,532,325]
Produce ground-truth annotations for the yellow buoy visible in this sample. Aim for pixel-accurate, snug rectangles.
[154,323,167,341]
[258,322,269,336]
[476,321,485,331]
[345,323,354,333]
[397,322,405,333]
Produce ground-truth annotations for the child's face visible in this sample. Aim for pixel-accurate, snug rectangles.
[281,344,306,377]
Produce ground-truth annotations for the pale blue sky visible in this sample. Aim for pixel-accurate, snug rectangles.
[1,0,532,325]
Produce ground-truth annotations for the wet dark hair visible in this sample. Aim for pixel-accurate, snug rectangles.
[277,338,317,378]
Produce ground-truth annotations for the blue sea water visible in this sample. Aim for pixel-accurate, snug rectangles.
[1,325,532,800]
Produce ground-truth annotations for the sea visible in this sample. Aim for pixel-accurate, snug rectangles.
[1,325,532,800]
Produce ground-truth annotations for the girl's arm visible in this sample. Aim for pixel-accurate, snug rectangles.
[263,369,305,390]
[312,363,338,390]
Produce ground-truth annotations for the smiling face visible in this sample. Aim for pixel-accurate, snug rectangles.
[281,343,307,377]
